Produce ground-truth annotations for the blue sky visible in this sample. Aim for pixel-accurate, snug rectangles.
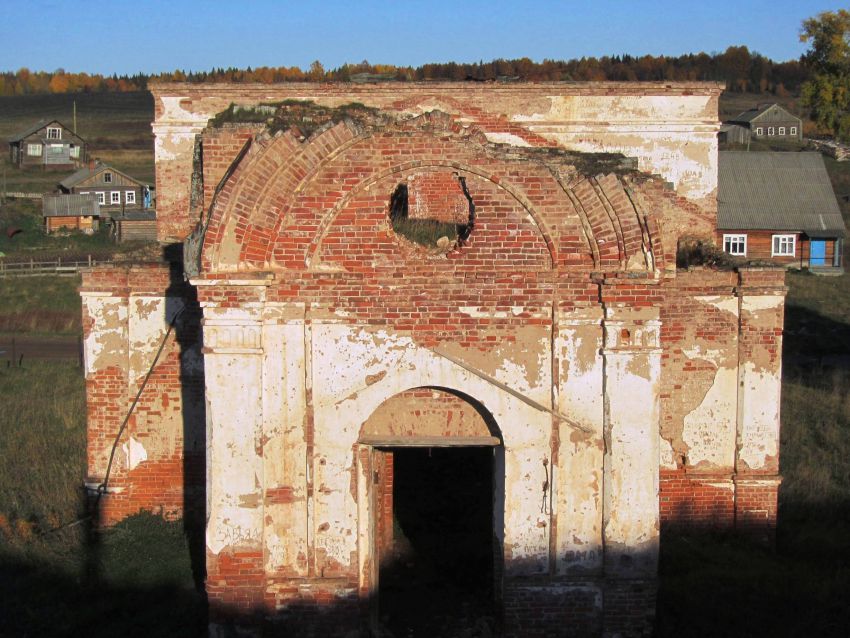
[2,1,846,75]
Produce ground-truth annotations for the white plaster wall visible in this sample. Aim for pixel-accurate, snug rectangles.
[81,293,128,375]
[310,322,553,576]
[262,314,310,576]
[602,308,661,576]
[555,308,605,575]
[737,294,784,471]
[204,329,265,555]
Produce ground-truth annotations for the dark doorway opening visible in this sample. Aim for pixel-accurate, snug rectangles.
[378,446,496,637]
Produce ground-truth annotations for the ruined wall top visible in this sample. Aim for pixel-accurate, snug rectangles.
[151,81,723,243]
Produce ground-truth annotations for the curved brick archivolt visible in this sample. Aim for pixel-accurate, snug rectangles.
[199,111,670,276]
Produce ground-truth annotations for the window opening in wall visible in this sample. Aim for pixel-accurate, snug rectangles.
[47,127,61,139]
[723,234,747,256]
[388,173,475,251]
[104,172,113,183]
[768,126,775,136]
[779,127,786,135]
[772,234,795,256]
[756,127,763,135]
[791,126,797,135]
[110,191,121,205]
[377,446,495,637]
[125,190,136,205]
[27,143,42,156]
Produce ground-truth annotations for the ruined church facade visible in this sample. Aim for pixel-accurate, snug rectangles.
[80,83,785,637]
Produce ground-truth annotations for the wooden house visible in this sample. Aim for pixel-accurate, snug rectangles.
[42,193,101,233]
[59,161,151,214]
[720,104,803,145]
[8,120,87,169]
[717,151,846,272]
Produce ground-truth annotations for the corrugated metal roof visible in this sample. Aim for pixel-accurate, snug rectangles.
[42,193,100,217]
[718,151,847,237]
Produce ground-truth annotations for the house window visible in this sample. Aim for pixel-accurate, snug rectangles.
[70,146,80,158]
[104,172,113,183]
[768,127,775,136]
[790,126,797,135]
[755,127,763,135]
[110,191,121,205]
[27,143,42,156]
[47,127,62,140]
[772,234,796,256]
[49,144,63,154]
[723,234,747,256]
[125,190,136,205]
[96,192,106,205]
[779,127,786,135]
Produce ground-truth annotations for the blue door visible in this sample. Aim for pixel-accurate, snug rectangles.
[810,240,827,266]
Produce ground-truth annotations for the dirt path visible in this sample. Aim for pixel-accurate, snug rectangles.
[0,335,81,362]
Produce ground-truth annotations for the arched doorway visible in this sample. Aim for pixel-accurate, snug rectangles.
[359,387,502,637]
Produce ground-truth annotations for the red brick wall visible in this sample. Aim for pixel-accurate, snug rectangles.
[81,264,205,526]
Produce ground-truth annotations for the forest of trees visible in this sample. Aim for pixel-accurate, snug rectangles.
[0,46,810,97]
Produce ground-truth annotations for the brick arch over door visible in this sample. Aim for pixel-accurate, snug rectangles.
[197,118,657,275]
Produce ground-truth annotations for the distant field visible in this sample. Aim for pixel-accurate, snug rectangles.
[0,91,154,192]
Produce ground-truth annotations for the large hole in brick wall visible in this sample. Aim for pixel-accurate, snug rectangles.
[378,446,495,637]
[388,172,475,251]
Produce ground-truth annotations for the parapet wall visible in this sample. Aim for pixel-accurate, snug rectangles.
[150,81,722,242]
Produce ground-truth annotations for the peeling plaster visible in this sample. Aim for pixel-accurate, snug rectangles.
[122,436,148,470]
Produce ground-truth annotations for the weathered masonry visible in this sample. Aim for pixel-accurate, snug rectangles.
[80,82,786,637]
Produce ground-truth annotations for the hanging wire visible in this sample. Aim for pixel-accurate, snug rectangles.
[97,305,186,495]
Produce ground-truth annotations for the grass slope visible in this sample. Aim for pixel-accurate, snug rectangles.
[0,362,204,638]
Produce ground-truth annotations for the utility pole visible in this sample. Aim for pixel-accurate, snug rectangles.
[73,100,77,135]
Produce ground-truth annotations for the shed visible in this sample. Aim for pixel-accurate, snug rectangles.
[108,210,157,242]
[42,193,100,233]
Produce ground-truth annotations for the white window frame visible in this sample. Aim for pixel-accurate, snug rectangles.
[790,126,797,135]
[49,144,63,154]
[70,146,80,158]
[772,234,796,256]
[27,143,42,156]
[47,127,62,140]
[768,126,775,136]
[723,234,747,256]
[778,126,786,135]
[110,191,121,205]
[125,190,136,205]
[755,127,763,135]
[96,192,106,205]
[103,172,113,184]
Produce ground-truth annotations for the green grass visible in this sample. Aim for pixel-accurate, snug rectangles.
[658,271,850,637]
[0,362,205,637]
[392,217,459,248]
[0,275,82,334]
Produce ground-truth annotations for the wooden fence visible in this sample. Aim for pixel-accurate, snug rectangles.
[0,255,110,277]
[1,192,43,200]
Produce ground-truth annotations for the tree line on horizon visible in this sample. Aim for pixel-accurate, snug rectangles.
[0,46,809,97]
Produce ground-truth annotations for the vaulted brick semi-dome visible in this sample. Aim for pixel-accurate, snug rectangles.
[80,83,786,638]
[193,109,669,276]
